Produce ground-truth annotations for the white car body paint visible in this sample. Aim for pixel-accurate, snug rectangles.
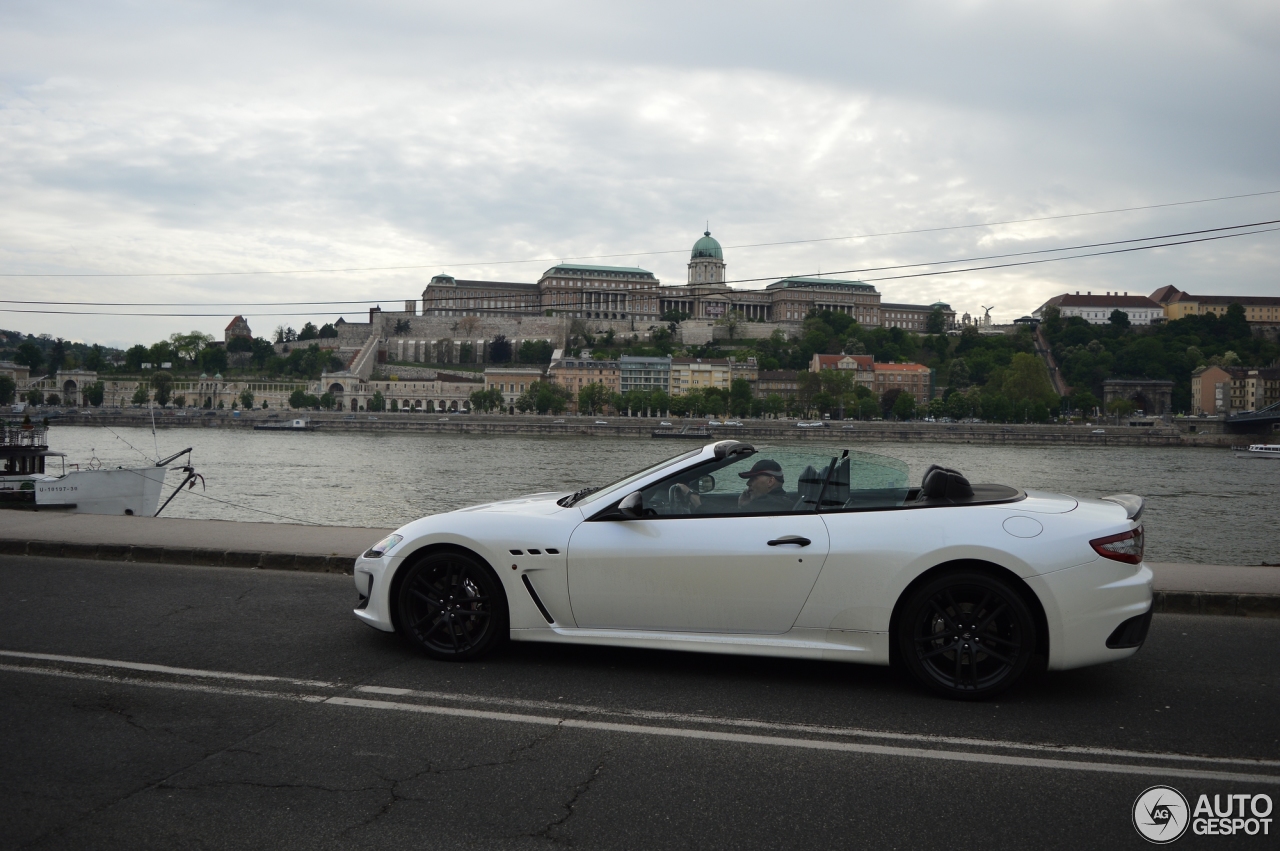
[352,442,1152,672]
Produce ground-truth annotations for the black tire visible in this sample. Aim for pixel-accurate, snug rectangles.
[397,551,508,661]
[896,570,1036,700]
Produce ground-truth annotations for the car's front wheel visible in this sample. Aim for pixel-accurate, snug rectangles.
[897,570,1036,700]
[397,551,508,661]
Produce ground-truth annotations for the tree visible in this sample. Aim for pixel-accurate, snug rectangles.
[239,388,255,409]
[48,339,67,375]
[0,376,14,405]
[174,394,186,408]
[459,342,473,363]
[195,345,226,373]
[926,307,947,335]
[47,393,62,406]
[489,335,512,363]
[1109,309,1131,329]
[84,345,105,371]
[298,322,320,341]
[391,319,411,336]
[169,331,213,361]
[892,392,917,420]
[131,385,150,405]
[516,380,571,414]
[1106,398,1137,417]
[928,397,946,419]
[880,388,904,417]
[946,358,970,390]
[517,340,554,364]
[124,344,148,371]
[469,387,504,413]
[289,388,321,409]
[83,381,105,407]
[319,392,335,410]
[368,391,386,412]
[578,382,611,415]
[227,336,254,353]
[762,393,785,419]
[1001,352,1057,407]
[729,378,754,417]
[15,342,44,371]
[1040,304,1063,336]
[26,387,44,406]
[319,323,338,338]
[151,370,174,406]
[1069,389,1100,416]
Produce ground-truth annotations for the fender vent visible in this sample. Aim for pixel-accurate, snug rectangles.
[521,575,555,624]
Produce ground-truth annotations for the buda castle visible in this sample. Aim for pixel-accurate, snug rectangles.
[418,230,954,333]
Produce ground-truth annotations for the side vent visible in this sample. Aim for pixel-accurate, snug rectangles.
[521,575,555,624]
[527,548,542,555]
[545,548,560,555]
[509,549,523,555]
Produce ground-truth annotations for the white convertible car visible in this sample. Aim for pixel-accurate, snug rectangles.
[353,441,1152,699]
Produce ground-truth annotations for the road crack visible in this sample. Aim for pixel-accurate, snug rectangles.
[530,755,607,846]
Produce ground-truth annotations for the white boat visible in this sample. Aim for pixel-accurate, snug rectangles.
[1232,443,1280,458]
[1,422,194,516]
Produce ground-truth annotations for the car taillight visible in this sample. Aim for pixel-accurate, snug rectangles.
[1091,526,1144,564]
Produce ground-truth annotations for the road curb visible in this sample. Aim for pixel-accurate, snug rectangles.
[0,538,354,575]
[0,538,1276,616]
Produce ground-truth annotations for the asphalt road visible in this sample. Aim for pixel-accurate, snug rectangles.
[3,555,1278,850]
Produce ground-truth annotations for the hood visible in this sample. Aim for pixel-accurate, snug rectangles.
[453,492,570,515]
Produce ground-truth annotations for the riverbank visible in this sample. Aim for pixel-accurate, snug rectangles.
[2,513,1276,616]
[40,409,1255,447]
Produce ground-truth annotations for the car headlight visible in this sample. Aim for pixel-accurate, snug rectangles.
[362,534,403,559]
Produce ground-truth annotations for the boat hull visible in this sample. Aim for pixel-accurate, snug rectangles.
[35,466,168,516]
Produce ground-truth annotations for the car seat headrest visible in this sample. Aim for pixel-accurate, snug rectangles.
[921,464,974,499]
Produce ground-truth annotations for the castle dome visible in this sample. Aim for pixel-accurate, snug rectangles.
[691,231,723,261]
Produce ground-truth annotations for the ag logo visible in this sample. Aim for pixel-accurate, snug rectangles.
[1133,785,1190,843]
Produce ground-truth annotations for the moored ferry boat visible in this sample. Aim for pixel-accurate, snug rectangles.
[1232,443,1280,458]
[1,420,191,515]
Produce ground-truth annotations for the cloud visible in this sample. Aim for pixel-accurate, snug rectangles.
[0,0,1277,346]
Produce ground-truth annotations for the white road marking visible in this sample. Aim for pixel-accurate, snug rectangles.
[0,650,338,689]
[4,650,1279,784]
[0,664,327,702]
[350,685,1280,770]
[325,696,1280,786]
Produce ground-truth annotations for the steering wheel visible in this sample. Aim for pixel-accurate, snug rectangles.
[668,483,692,515]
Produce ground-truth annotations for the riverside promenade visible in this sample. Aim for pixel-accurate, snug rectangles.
[44,408,1251,447]
[2,512,1277,616]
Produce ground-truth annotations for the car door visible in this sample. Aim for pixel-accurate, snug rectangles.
[565,450,835,634]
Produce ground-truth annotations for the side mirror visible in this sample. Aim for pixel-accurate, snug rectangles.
[695,475,715,494]
[617,491,643,519]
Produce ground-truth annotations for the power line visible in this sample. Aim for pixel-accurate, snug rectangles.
[2,188,1278,279]
[6,217,1278,309]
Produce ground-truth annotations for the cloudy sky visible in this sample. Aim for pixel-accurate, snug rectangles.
[2,0,1278,348]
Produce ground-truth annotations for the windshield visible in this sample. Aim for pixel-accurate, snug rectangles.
[569,447,705,508]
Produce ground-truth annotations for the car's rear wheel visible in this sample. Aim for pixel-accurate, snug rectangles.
[897,570,1036,700]
[397,551,507,661]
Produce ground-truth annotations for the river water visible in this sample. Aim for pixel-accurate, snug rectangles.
[46,424,1278,566]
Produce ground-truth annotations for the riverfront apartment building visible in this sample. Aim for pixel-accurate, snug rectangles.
[1150,285,1280,325]
[872,363,932,405]
[1192,364,1280,414]
[619,356,671,394]
[756,370,802,400]
[670,357,730,395]
[416,230,955,329]
[484,367,547,407]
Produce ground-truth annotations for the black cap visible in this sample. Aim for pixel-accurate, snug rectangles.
[738,459,784,480]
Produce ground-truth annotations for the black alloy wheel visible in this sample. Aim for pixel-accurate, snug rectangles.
[897,570,1036,700]
[397,552,508,661]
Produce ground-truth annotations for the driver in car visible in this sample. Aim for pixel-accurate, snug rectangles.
[677,459,792,513]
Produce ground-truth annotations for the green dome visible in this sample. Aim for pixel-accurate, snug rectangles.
[691,231,723,261]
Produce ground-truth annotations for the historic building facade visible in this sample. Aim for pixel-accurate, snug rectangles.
[416,230,955,330]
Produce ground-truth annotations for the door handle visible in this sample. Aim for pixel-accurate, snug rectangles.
[767,535,811,547]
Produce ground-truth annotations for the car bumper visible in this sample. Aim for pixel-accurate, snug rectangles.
[1027,558,1154,671]
[352,554,399,632]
